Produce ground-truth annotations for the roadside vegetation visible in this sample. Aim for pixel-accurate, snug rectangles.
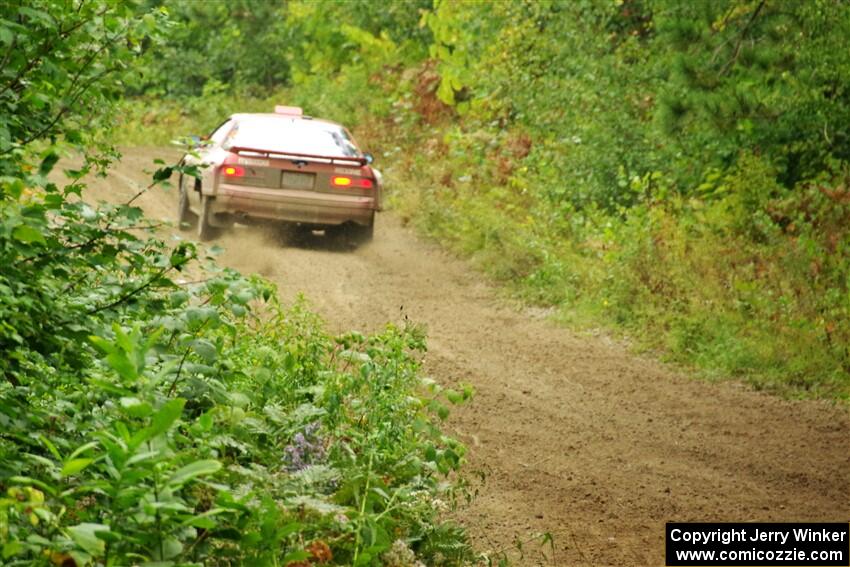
[123,0,850,399]
[0,2,472,565]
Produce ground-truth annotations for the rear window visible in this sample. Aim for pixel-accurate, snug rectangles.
[225,117,359,157]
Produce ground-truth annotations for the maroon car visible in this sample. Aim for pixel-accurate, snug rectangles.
[178,106,381,242]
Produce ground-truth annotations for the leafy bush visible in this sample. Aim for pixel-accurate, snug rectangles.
[0,173,472,565]
[1,1,472,564]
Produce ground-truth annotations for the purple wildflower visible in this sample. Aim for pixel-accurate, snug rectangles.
[283,422,326,471]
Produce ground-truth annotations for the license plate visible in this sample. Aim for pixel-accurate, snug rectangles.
[281,171,315,190]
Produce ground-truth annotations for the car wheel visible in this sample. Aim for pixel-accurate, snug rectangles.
[177,174,197,230]
[328,217,374,246]
[351,213,375,244]
[197,195,218,242]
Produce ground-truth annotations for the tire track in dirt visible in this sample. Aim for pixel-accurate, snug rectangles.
[87,148,850,566]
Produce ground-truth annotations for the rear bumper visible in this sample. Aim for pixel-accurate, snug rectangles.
[211,184,377,226]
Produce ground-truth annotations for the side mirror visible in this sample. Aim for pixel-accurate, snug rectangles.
[363,152,374,165]
[171,135,206,149]
[188,135,211,147]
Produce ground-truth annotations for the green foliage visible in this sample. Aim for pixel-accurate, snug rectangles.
[134,0,433,98]
[132,0,293,97]
[1,0,472,564]
[0,0,167,177]
[0,189,473,563]
[653,0,850,187]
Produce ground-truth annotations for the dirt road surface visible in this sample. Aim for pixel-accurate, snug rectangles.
[86,149,850,566]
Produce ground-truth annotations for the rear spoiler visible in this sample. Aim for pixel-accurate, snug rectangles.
[229,146,368,166]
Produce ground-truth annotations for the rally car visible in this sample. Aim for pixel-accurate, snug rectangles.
[177,106,381,242]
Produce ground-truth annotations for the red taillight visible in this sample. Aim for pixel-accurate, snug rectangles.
[223,165,245,177]
[332,176,374,188]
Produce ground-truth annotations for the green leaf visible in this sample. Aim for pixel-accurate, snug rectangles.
[151,398,186,435]
[445,389,463,404]
[168,459,221,486]
[190,339,217,363]
[181,508,226,529]
[153,166,173,182]
[68,441,99,461]
[424,445,437,462]
[38,151,59,175]
[39,436,61,460]
[169,290,189,307]
[88,336,117,355]
[0,26,12,47]
[371,486,389,500]
[61,458,94,477]
[227,391,250,408]
[11,224,46,245]
[106,351,137,381]
[67,523,110,555]
[433,401,450,420]
[159,536,182,560]
[120,396,153,418]
[8,476,57,496]
[2,541,23,559]
[132,398,186,448]
[198,410,214,432]
[17,7,53,25]
[283,352,296,371]
[65,129,83,144]
[127,450,161,466]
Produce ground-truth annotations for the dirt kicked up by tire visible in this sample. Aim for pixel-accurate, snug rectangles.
[91,148,850,566]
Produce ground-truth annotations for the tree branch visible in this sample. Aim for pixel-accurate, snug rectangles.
[0,5,111,98]
[4,64,120,154]
[86,263,174,315]
[718,0,767,77]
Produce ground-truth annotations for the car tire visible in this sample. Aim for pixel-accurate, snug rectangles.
[351,213,375,244]
[177,174,197,231]
[197,195,218,242]
[328,218,374,246]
